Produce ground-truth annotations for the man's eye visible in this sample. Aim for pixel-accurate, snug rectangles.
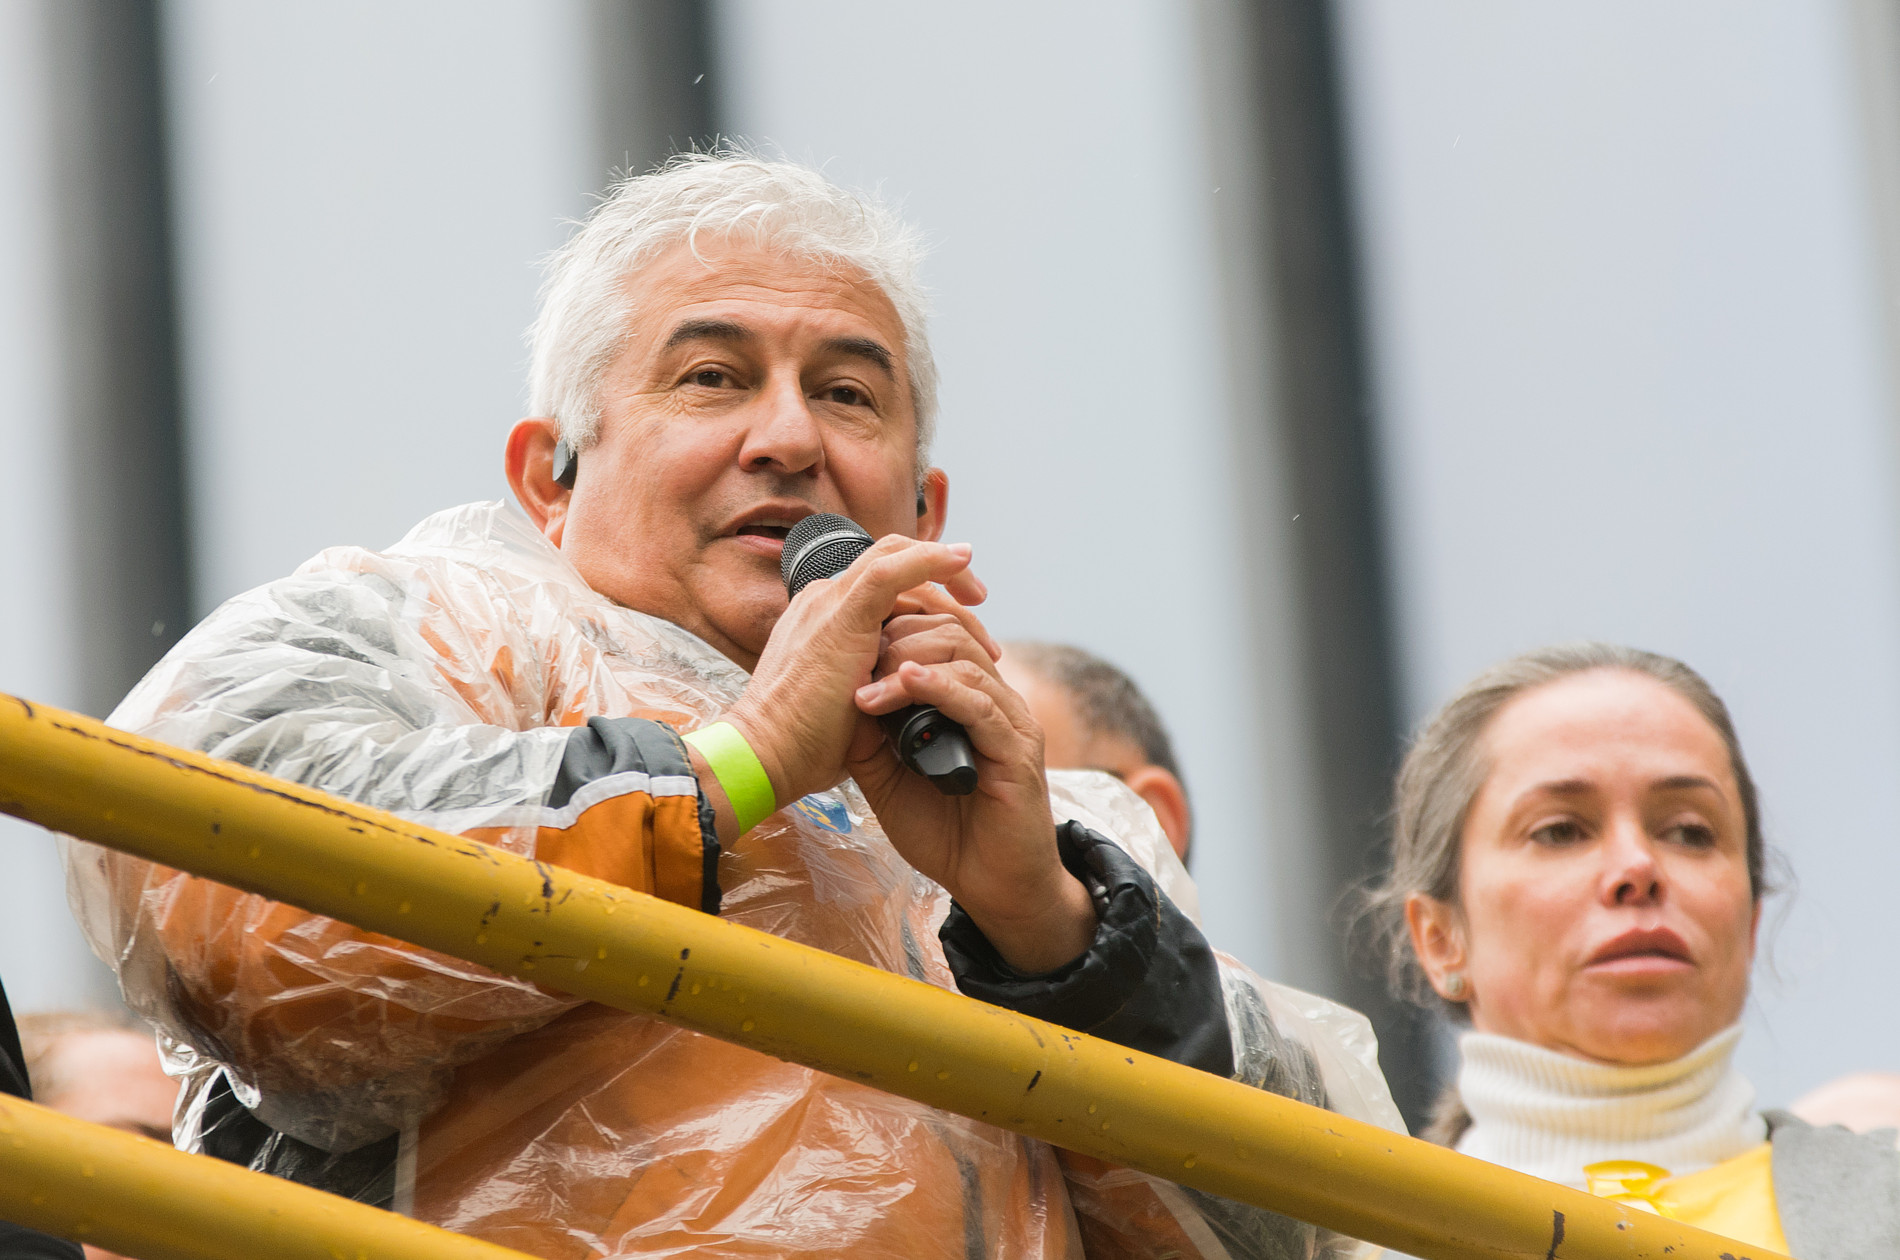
[825,385,865,406]
[1530,820,1585,846]
[690,369,729,389]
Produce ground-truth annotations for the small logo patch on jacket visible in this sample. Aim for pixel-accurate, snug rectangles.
[793,795,853,834]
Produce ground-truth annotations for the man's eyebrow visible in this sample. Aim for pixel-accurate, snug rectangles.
[659,324,895,378]
[663,318,751,349]
[824,336,895,376]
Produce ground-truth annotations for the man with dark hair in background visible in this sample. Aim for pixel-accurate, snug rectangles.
[1001,642,1194,865]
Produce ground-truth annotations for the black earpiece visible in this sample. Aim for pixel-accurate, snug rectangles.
[916,486,927,515]
[552,438,578,489]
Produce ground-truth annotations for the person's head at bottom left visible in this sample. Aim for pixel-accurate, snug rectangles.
[20,1012,178,1260]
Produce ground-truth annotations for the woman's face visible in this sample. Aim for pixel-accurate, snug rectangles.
[1407,669,1759,1064]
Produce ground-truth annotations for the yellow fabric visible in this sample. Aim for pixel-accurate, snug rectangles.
[1583,1143,1788,1254]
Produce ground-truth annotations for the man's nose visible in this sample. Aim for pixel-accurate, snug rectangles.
[1602,817,1664,907]
[737,373,824,477]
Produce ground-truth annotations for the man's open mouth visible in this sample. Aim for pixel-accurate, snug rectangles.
[726,505,818,546]
[735,522,794,541]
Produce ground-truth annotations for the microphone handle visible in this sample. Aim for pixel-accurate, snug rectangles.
[878,704,979,796]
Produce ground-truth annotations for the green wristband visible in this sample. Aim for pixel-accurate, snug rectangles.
[682,721,777,835]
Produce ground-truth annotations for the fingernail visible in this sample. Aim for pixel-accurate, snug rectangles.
[947,542,972,558]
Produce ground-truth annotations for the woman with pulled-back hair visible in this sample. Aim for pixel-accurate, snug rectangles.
[1364,643,1899,1256]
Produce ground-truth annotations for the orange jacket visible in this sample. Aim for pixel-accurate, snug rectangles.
[66,503,1400,1258]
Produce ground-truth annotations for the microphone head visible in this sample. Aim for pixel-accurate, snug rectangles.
[781,513,874,597]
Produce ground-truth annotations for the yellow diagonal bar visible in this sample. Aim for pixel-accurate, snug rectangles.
[0,1094,535,1260]
[0,694,1789,1260]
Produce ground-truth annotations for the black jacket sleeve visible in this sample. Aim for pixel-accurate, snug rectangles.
[939,821,1234,1076]
[942,826,1343,1258]
[0,982,86,1260]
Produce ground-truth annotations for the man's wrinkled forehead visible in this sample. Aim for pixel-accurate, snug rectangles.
[623,239,909,372]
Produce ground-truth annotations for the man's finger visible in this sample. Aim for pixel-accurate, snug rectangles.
[862,660,1032,760]
[882,613,999,671]
[889,587,1001,661]
[853,676,915,716]
[878,622,997,678]
[838,540,976,630]
[936,564,987,606]
[857,624,998,714]
[856,534,987,609]
[882,612,962,639]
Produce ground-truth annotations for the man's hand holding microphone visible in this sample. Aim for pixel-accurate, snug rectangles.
[685,515,1098,975]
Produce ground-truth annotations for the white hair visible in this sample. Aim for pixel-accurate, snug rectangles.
[527,150,938,465]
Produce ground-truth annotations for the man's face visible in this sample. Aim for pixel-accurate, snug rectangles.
[515,237,945,668]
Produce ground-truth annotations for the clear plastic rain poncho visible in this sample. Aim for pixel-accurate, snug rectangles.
[65,502,1402,1259]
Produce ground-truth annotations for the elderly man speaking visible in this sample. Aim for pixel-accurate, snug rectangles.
[66,155,1397,1258]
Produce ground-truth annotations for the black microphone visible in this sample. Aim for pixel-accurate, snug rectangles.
[781,513,979,796]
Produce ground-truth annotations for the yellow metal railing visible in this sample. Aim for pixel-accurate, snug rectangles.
[0,695,1788,1260]
[0,1093,537,1260]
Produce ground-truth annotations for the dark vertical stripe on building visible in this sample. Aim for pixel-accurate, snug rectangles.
[44,0,191,718]
[1228,0,1442,1129]
[589,0,721,180]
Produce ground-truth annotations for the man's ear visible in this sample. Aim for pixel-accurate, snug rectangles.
[506,417,571,544]
[1122,765,1192,864]
[1405,892,1470,1004]
[915,466,949,542]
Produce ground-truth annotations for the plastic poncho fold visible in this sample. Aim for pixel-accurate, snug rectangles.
[64,502,1403,1259]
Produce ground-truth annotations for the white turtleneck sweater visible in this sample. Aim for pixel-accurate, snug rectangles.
[1454,1024,1767,1189]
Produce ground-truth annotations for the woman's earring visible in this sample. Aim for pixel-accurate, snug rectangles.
[1444,972,1467,1000]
